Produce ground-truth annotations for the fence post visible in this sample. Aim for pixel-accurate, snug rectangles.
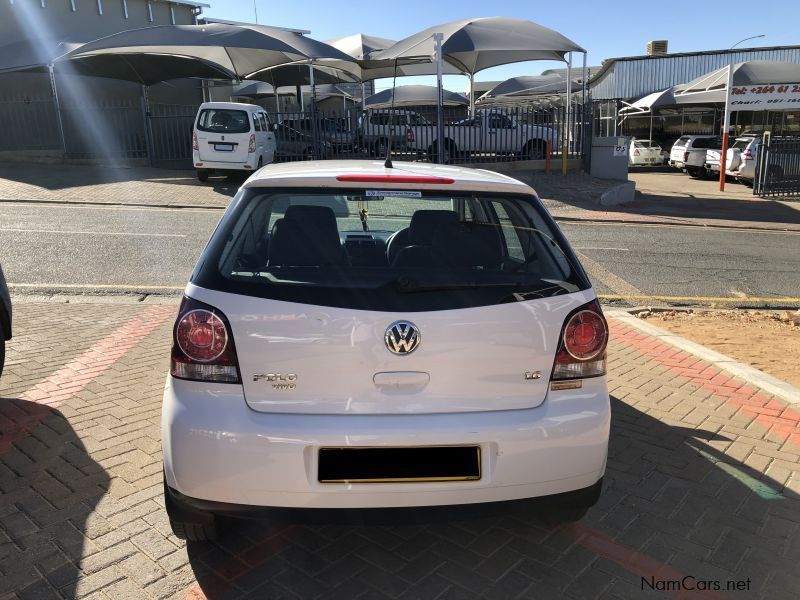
[140,85,154,168]
[48,64,67,157]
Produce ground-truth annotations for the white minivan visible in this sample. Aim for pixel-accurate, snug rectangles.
[192,102,277,182]
[162,160,611,541]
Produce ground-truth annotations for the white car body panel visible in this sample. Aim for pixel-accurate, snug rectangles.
[185,283,596,415]
[162,375,609,508]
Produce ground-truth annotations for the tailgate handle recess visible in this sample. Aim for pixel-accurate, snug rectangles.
[373,371,430,389]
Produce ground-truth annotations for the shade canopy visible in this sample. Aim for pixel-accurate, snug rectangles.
[61,23,355,81]
[620,61,800,115]
[372,17,585,75]
[325,33,463,81]
[248,61,359,87]
[478,74,581,101]
[364,85,467,108]
[0,38,85,72]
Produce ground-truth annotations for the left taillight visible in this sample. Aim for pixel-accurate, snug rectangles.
[248,133,256,153]
[551,300,608,381]
[171,297,241,383]
[192,131,199,151]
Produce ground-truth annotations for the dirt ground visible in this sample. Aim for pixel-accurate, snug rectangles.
[635,309,800,388]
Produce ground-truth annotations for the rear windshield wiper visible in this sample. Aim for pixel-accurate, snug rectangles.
[393,278,525,294]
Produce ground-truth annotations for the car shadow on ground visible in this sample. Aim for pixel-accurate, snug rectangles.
[0,397,110,599]
[185,396,800,599]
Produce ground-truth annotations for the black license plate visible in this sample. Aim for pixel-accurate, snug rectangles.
[318,446,481,483]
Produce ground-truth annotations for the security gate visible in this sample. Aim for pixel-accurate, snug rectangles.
[754,134,800,198]
[146,103,201,169]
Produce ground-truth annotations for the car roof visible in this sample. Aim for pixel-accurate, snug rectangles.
[198,102,261,111]
[243,160,535,194]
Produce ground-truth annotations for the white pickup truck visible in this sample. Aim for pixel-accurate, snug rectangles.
[408,110,560,163]
[681,137,721,178]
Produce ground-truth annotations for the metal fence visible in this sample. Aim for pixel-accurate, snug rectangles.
[0,97,589,167]
[146,103,200,168]
[754,134,800,198]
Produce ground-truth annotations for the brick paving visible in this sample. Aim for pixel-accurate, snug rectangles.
[1,302,799,599]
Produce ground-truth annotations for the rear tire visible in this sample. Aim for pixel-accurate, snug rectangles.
[373,138,389,158]
[521,140,546,160]
[164,477,219,542]
[427,141,455,164]
[197,169,209,182]
[0,320,5,378]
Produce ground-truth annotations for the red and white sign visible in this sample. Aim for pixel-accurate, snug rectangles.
[729,84,800,111]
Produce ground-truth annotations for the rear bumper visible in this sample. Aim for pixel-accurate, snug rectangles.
[162,376,610,509]
[193,151,256,171]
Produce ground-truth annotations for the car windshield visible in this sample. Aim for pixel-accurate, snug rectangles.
[194,189,589,311]
[196,109,250,134]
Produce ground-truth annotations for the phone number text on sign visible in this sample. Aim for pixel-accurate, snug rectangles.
[728,84,800,111]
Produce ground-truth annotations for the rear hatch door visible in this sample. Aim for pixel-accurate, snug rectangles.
[196,107,252,163]
[192,288,596,415]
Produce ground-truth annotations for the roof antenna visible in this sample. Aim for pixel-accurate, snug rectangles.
[384,58,399,169]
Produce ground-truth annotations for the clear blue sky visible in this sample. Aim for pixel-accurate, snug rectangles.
[204,0,798,92]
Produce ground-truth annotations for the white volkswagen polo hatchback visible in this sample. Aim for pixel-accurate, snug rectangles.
[162,160,610,541]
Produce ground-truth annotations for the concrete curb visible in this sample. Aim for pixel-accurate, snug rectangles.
[607,309,800,407]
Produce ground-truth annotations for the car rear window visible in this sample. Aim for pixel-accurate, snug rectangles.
[692,138,718,149]
[673,136,691,147]
[196,109,251,134]
[192,189,590,312]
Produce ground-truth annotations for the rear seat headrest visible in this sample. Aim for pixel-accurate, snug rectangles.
[408,210,459,245]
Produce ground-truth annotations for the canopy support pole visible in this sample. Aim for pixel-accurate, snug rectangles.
[309,59,318,159]
[562,52,571,175]
[581,51,587,168]
[434,32,445,164]
[48,64,67,156]
[140,84,154,168]
[649,110,653,143]
[469,72,475,117]
[719,63,734,192]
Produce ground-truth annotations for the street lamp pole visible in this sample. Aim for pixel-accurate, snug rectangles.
[730,34,765,49]
[720,34,765,191]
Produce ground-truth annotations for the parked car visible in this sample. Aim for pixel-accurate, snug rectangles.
[705,134,759,182]
[0,264,11,378]
[283,117,356,154]
[727,135,761,186]
[192,102,277,182]
[669,135,717,170]
[162,160,610,541]
[358,109,431,157]
[681,137,722,178]
[628,139,664,166]
[275,123,332,160]
[407,109,560,163]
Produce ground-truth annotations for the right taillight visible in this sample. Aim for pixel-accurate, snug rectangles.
[406,127,415,142]
[171,297,240,383]
[551,300,608,381]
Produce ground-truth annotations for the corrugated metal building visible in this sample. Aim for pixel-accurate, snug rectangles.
[590,46,800,101]
[589,45,800,140]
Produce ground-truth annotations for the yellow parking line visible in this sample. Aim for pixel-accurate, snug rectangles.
[557,220,800,235]
[599,293,800,304]
[9,283,185,291]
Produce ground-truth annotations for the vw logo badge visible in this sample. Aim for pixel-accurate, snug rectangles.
[384,321,421,355]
